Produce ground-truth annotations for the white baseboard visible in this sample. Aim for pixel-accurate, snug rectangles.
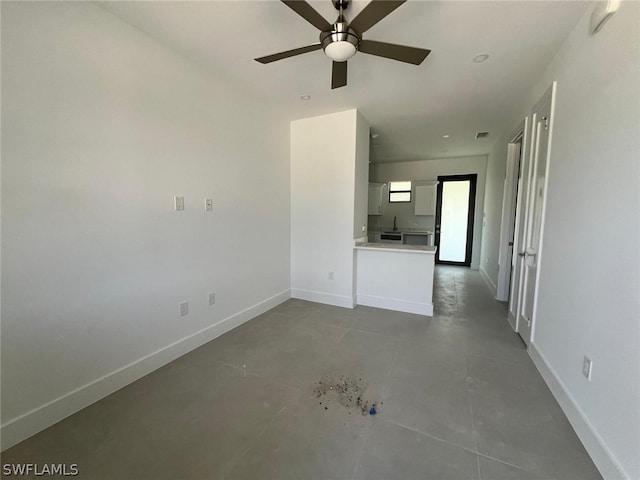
[528,343,628,480]
[479,266,498,298]
[356,294,433,316]
[291,288,355,308]
[0,289,291,452]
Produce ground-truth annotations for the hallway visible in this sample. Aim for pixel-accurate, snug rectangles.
[2,267,601,479]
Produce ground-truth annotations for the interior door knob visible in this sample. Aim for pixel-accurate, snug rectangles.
[518,252,527,257]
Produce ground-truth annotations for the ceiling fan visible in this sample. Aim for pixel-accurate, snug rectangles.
[255,0,431,89]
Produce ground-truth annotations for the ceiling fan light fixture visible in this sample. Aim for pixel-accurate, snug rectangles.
[320,22,359,62]
[324,40,357,62]
[256,0,431,89]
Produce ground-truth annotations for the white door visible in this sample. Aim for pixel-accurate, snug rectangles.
[507,123,530,328]
[514,84,556,345]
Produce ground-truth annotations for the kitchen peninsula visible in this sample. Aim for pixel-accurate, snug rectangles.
[354,242,437,316]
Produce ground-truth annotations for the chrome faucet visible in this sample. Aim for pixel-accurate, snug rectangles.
[393,216,397,231]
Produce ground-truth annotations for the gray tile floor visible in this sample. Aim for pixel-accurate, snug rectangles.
[2,266,602,479]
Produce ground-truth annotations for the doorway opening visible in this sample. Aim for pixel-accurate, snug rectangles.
[496,130,525,303]
[434,174,477,267]
[503,82,557,346]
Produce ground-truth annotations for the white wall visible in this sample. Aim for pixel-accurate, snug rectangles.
[356,249,435,316]
[290,109,369,308]
[527,3,640,478]
[1,2,290,449]
[353,113,371,240]
[480,136,511,287]
[369,156,487,269]
[480,2,639,477]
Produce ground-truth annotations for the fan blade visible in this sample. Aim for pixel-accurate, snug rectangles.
[255,43,322,64]
[349,0,406,34]
[359,39,430,65]
[281,0,331,31]
[331,61,347,89]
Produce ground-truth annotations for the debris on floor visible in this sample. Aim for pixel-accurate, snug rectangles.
[313,375,380,416]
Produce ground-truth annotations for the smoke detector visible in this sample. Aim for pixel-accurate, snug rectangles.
[475,131,489,139]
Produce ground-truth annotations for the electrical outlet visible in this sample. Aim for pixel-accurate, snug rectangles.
[204,198,213,211]
[179,301,188,317]
[174,196,185,211]
[582,356,593,381]
[328,271,334,280]
[209,292,216,306]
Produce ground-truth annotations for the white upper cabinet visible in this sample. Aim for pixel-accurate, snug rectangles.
[368,183,385,216]
[414,182,438,216]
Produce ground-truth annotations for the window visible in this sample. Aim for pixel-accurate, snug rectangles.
[389,181,412,203]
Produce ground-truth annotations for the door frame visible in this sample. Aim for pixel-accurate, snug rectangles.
[496,126,525,302]
[434,174,477,267]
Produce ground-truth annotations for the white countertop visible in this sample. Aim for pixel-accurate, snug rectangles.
[355,242,437,255]
[368,230,433,235]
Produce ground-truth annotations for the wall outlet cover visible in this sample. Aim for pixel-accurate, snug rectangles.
[179,301,189,317]
[582,355,593,381]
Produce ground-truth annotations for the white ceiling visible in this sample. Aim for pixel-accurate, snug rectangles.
[99,0,589,163]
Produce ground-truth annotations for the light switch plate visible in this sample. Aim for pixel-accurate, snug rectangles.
[174,196,185,211]
[205,198,213,211]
